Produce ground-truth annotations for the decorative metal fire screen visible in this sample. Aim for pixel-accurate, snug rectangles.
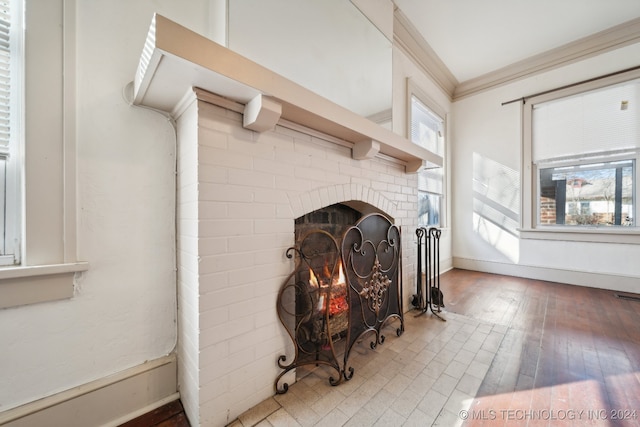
[340,213,404,379]
[275,213,404,393]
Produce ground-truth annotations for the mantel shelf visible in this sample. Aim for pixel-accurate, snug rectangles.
[132,14,442,171]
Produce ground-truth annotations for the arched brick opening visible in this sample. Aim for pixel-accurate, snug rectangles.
[288,184,398,222]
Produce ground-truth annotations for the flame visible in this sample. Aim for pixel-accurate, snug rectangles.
[309,268,320,288]
[309,262,346,289]
[308,262,348,316]
[323,262,331,278]
[336,262,345,286]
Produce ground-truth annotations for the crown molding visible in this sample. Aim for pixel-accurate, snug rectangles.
[393,10,640,102]
[393,7,458,100]
[453,17,640,100]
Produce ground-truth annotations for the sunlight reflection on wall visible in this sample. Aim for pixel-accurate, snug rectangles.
[473,153,520,262]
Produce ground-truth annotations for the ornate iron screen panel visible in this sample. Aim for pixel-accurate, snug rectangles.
[340,213,404,379]
[275,230,345,393]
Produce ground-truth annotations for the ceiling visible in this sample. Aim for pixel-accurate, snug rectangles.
[394,0,640,84]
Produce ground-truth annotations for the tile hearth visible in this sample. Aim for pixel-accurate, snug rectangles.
[230,311,506,427]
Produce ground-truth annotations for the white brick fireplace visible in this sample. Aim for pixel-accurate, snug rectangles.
[133,15,442,426]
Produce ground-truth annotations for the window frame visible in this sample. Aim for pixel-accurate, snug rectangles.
[407,79,447,228]
[0,0,21,266]
[0,0,88,310]
[521,68,640,244]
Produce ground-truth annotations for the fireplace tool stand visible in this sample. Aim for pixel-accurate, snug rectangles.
[413,227,446,321]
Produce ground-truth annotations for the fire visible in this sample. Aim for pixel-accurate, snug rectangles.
[323,262,331,279]
[308,262,348,316]
[337,262,345,286]
[309,267,320,288]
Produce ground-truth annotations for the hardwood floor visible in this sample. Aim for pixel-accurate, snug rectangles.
[118,399,190,427]
[122,269,640,426]
[440,269,640,426]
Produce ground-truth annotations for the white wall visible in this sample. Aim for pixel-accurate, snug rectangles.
[451,41,640,292]
[0,1,211,413]
[227,0,392,119]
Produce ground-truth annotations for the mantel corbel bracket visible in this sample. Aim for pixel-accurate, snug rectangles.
[352,139,381,160]
[243,94,282,132]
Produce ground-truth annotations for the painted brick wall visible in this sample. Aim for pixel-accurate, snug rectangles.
[176,100,200,424]
[177,93,420,426]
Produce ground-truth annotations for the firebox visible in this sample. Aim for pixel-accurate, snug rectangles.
[295,203,362,244]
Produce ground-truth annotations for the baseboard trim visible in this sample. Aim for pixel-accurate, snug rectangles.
[0,354,178,427]
[103,392,181,427]
[453,257,640,294]
[441,257,453,275]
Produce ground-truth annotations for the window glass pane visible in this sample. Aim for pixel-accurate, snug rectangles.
[410,95,444,156]
[411,92,445,227]
[0,0,10,148]
[0,0,19,263]
[0,156,5,252]
[539,159,634,226]
[418,191,440,227]
[418,167,443,194]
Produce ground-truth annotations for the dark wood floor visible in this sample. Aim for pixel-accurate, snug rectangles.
[120,269,640,426]
[440,269,640,427]
[118,399,190,427]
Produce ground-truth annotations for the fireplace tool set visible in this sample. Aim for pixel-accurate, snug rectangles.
[412,226,446,321]
[275,213,404,393]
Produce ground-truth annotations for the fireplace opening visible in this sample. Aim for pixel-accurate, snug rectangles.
[295,203,362,244]
[284,204,362,373]
[291,204,364,351]
[275,204,404,393]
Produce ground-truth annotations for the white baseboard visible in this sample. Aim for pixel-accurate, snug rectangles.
[441,257,453,275]
[0,355,178,427]
[453,257,640,294]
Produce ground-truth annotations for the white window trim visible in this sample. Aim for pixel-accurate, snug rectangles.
[0,0,88,309]
[0,0,22,266]
[520,68,640,244]
[407,78,449,229]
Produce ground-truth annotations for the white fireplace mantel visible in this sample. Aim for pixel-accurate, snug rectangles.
[132,14,442,172]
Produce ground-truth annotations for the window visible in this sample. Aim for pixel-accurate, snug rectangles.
[410,92,445,227]
[522,70,640,240]
[0,0,88,309]
[0,0,21,266]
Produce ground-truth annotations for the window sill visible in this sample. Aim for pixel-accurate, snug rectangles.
[519,226,640,244]
[0,262,89,309]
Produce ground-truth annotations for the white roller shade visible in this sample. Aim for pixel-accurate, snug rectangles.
[532,78,640,163]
